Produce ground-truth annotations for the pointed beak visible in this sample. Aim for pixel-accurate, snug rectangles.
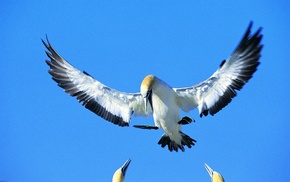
[121,159,131,177]
[204,163,214,178]
[144,89,153,111]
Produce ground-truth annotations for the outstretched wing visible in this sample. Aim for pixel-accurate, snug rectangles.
[43,38,150,126]
[174,22,263,117]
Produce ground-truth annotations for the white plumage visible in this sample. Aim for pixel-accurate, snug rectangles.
[44,22,263,152]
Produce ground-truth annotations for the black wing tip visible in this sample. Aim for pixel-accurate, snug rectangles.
[106,114,130,127]
[249,22,263,43]
[41,34,51,48]
[242,21,263,42]
[234,21,263,79]
[42,38,131,128]
[84,99,130,127]
[117,121,130,127]
[42,35,63,61]
[45,59,51,66]
[248,21,253,30]
[198,21,263,118]
[247,20,263,33]
[42,35,56,63]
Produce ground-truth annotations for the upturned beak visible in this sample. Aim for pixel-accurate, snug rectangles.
[144,89,153,111]
[121,159,131,177]
[204,163,214,178]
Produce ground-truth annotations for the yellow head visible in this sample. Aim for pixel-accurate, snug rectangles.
[112,159,131,182]
[212,171,225,182]
[112,169,124,182]
[140,75,155,96]
[140,75,156,111]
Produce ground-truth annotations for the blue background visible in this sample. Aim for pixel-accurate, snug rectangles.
[1,1,289,181]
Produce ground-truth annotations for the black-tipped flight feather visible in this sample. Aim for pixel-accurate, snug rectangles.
[43,38,151,127]
[174,21,263,117]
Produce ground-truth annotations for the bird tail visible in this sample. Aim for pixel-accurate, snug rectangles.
[158,132,196,152]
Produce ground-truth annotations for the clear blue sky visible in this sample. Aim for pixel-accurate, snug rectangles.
[1,1,289,181]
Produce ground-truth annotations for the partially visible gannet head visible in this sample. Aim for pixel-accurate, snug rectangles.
[112,169,124,182]
[204,163,225,182]
[140,75,156,111]
[212,172,224,182]
[112,159,131,182]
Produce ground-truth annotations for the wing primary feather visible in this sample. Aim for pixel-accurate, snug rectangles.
[206,22,263,116]
[43,37,136,127]
[175,22,263,117]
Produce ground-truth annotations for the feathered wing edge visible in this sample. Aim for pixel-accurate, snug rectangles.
[43,37,149,126]
[175,21,263,117]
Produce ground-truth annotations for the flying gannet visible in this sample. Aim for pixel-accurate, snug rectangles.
[43,22,263,152]
[204,163,225,182]
[112,159,131,182]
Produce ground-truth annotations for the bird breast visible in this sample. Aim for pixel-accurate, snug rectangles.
[152,83,179,116]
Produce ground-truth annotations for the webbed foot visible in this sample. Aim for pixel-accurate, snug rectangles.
[178,116,195,125]
[158,132,196,152]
